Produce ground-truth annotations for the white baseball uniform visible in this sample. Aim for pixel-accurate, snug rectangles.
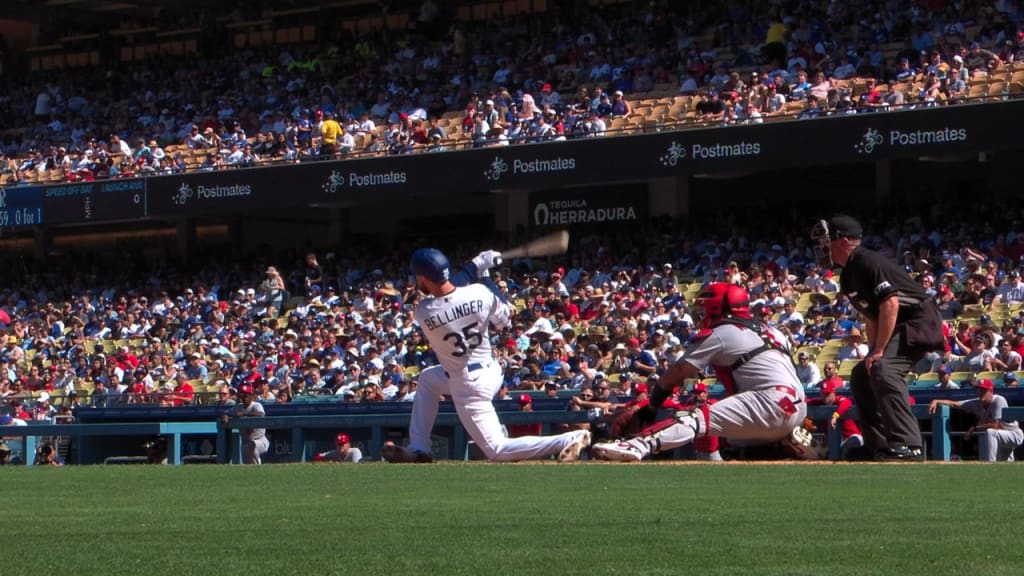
[238,400,269,465]
[958,395,1023,462]
[594,320,807,460]
[686,322,807,441]
[409,282,585,461]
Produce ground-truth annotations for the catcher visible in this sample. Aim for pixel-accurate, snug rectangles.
[592,283,812,462]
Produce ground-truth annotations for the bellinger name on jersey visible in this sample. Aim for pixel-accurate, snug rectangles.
[422,299,485,331]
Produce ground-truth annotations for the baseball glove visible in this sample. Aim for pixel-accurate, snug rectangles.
[610,402,657,437]
[802,417,817,433]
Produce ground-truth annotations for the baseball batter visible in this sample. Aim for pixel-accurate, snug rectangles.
[385,248,589,462]
[592,283,807,462]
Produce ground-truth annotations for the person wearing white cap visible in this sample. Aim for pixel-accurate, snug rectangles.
[32,392,55,422]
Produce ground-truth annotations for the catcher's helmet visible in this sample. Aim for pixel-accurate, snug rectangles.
[695,282,750,329]
[410,248,450,284]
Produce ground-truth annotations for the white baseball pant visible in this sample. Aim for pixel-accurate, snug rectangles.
[640,386,808,453]
[409,364,581,461]
[977,427,1023,462]
[243,437,269,465]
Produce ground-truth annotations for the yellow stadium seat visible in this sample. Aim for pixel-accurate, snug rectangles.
[950,371,974,385]
[911,373,939,388]
[836,359,859,378]
[974,371,1007,385]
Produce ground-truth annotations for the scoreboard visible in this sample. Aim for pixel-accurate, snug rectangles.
[0,180,147,227]
[42,179,147,224]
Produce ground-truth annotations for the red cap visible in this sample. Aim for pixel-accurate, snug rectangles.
[542,83,552,92]
[975,378,995,391]
[633,382,648,394]
[628,337,640,348]
[693,382,708,393]
[238,384,253,395]
[336,433,350,444]
[820,380,837,395]
[518,394,532,405]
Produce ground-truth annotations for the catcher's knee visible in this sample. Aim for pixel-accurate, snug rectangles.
[674,409,706,436]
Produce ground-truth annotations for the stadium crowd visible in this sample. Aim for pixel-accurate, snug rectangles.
[2,0,1023,181]
[2,204,1024,427]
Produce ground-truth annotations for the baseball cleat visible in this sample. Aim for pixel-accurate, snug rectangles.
[591,438,646,462]
[381,442,434,463]
[874,444,925,462]
[558,430,591,462]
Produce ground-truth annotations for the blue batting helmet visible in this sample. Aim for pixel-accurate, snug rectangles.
[410,248,450,284]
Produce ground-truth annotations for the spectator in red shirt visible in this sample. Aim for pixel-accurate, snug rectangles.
[817,361,844,391]
[508,394,542,438]
[169,373,195,406]
[807,380,863,460]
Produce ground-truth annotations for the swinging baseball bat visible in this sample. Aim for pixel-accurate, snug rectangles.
[499,230,570,262]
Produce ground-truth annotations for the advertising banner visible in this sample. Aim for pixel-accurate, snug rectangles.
[2,99,1022,228]
[529,184,648,227]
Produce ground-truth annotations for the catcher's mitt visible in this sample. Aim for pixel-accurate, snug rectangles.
[610,403,656,437]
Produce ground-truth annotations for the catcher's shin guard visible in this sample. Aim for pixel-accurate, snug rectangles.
[633,410,705,455]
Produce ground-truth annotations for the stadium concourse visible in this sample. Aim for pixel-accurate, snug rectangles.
[2,0,1023,182]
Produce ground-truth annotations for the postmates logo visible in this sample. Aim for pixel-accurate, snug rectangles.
[172,182,252,206]
[322,170,345,194]
[659,140,760,166]
[484,156,576,182]
[321,169,407,192]
[855,127,967,155]
[853,128,885,155]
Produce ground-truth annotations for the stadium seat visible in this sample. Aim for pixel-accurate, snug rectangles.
[911,373,939,388]
[950,371,974,385]
[836,359,859,379]
[974,371,1007,385]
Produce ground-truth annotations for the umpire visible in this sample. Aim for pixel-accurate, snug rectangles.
[811,215,943,461]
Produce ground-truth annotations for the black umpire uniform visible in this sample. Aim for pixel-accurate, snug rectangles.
[812,215,943,461]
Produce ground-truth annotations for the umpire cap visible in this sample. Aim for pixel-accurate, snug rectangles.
[826,215,863,239]
[812,214,863,243]
[410,248,450,284]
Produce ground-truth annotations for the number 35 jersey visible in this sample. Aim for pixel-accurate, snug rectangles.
[415,283,511,375]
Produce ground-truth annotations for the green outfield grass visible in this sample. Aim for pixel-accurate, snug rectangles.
[2,463,1021,576]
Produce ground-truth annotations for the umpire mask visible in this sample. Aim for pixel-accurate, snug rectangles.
[810,219,834,268]
[811,215,863,269]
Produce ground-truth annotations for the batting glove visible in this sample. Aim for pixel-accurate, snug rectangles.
[472,250,503,277]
